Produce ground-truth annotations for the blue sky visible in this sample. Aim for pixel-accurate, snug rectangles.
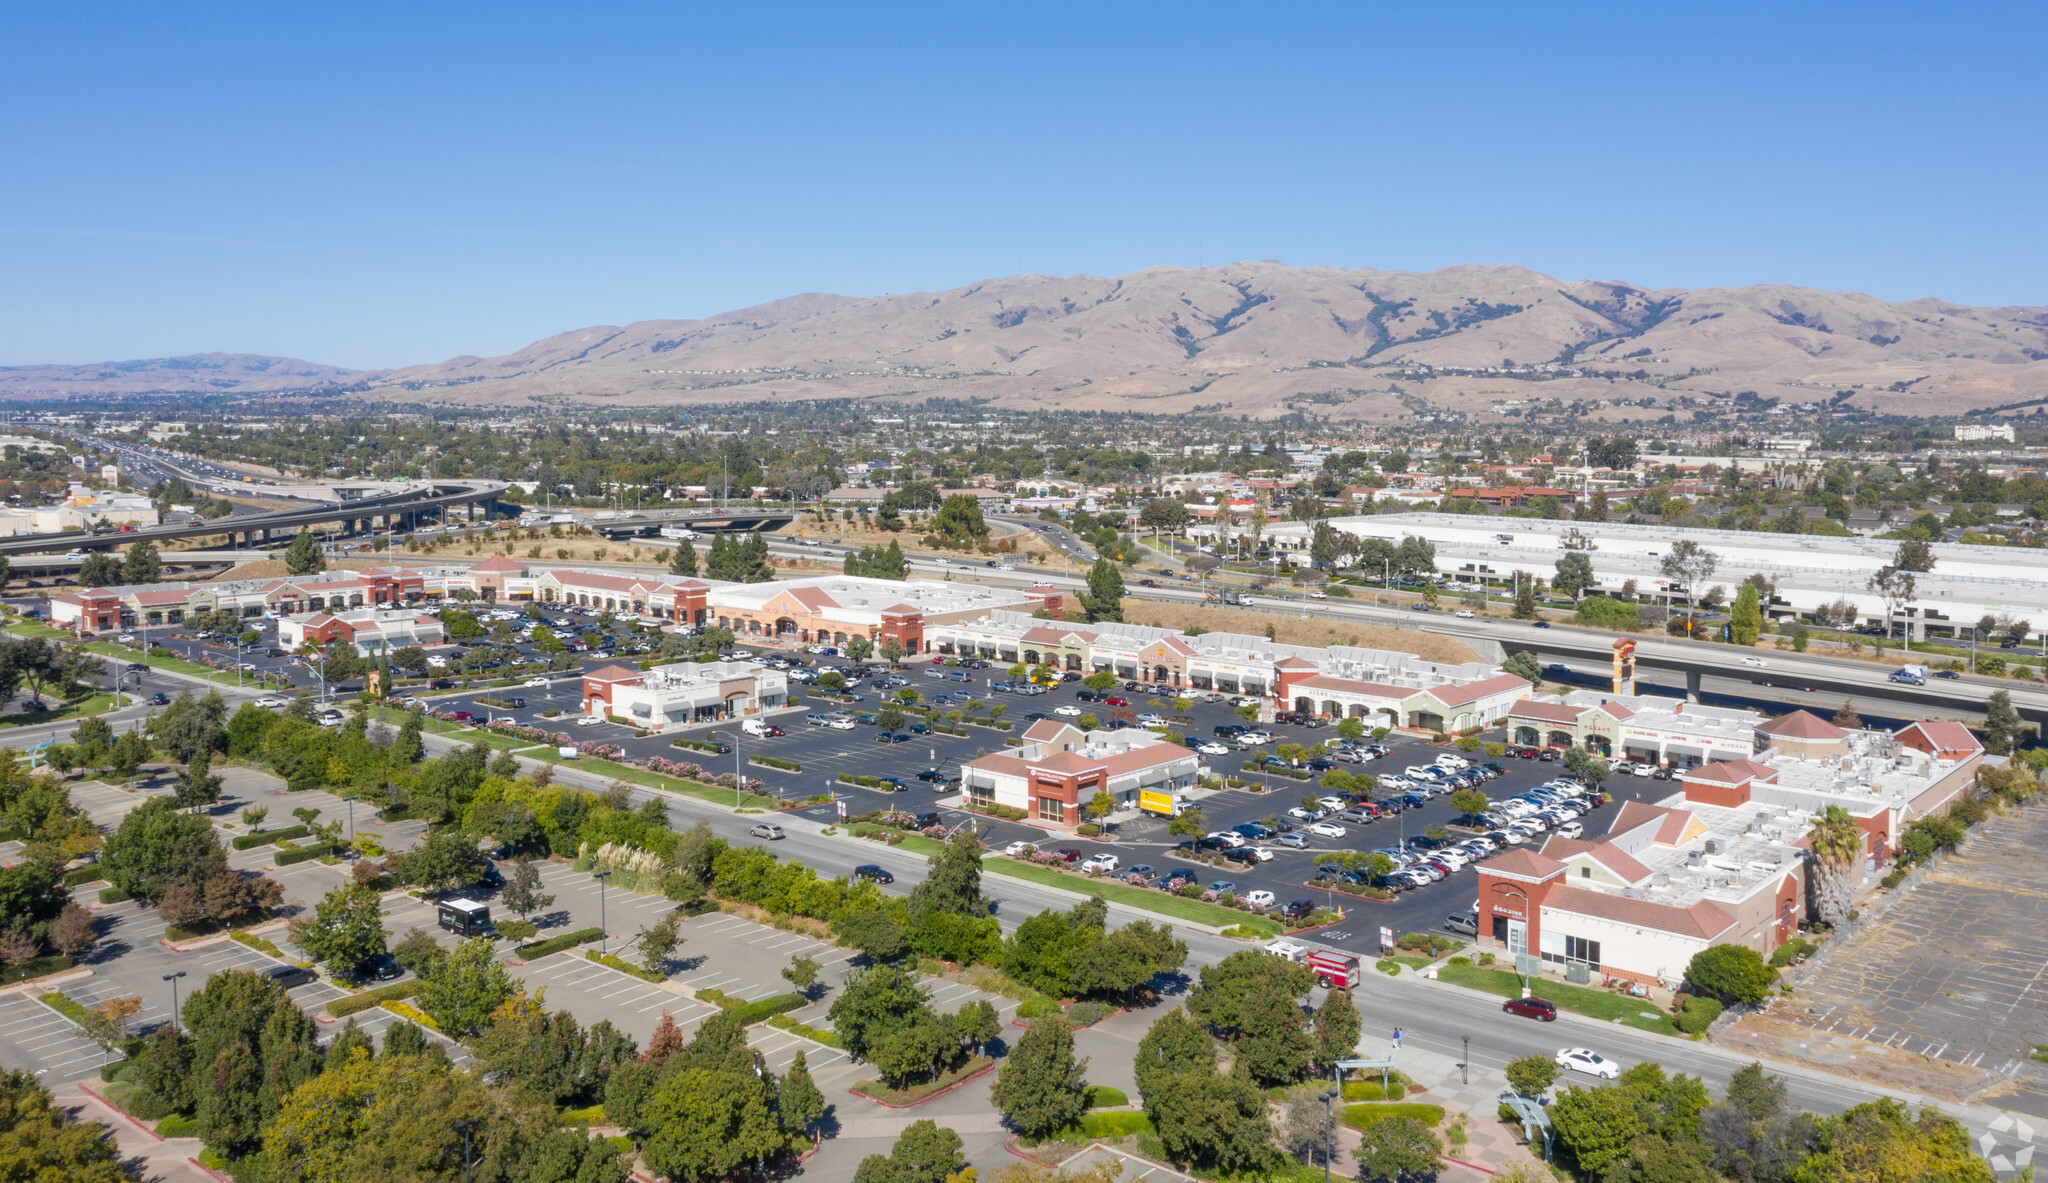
[3,2,2043,369]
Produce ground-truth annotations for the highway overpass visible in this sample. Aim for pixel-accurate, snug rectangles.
[0,481,509,558]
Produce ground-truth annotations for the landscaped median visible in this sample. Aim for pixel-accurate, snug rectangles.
[1434,960,1677,1035]
[980,857,1281,938]
[327,981,421,1019]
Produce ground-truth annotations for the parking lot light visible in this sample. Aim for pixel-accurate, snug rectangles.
[162,970,186,1030]
[593,870,612,954]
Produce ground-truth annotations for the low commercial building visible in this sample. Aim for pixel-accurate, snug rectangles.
[705,575,1048,655]
[580,660,788,729]
[960,720,1200,826]
[1474,711,1984,987]
[277,608,447,656]
[1507,693,1761,767]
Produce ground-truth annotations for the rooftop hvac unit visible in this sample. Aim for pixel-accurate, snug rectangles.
[1650,872,1670,888]
[1704,838,1722,855]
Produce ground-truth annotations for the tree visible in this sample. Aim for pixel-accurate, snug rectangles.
[415,935,516,1036]
[1133,1008,1215,1106]
[1701,1063,1810,1183]
[828,965,932,1061]
[1187,948,1313,1033]
[1984,690,2023,756]
[1448,788,1491,824]
[1659,540,1720,636]
[1551,1083,1648,1175]
[121,541,162,585]
[1502,650,1541,686]
[1730,582,1763,646]
[1231,981,1313,1086]
[1311,988,1360,1077]
[1832,699,1863,729]
[1280,1084,1338,1167]
[284,527,326,575]
[0,1069,128,1182]
[289,882,389,975]
[993,1015,1089,1139]
[403,828,485,894]
[1147,1069,1276,1175]
[100,796,219,899]
[48,903,96,957]
[1552,550,1596,601]
[1081,558,1125,623]
[1799,1098,1990,1183]
[781,1049,826,1139]
[1139,498,1190,531]
[1685,944,1775,1005]
[501,860,555,922]
[1893,537,1935,573]
[391,927,447,978]
[836,908,906,963]
[1866,564,1916,647]
[1504,1053,1560,1097]
[1511,575,1538,619]
[782,954,821,997]
[170,748,223,813]
[1353,1115,1443,1183]
[637,913,682,974]
[670,539,698,577]
[77,553,121,587]
[1807,805,1864,929]
[852,1119,967,1183]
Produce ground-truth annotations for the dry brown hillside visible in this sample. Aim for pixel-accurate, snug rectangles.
[9,262,2045,418]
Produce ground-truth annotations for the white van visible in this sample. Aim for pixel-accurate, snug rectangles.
[742,718,775,737]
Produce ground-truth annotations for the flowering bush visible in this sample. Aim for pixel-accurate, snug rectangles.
[577,741,625,760]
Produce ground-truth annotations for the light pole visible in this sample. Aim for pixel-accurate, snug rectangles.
[1461,1034,1470,1085]
[454,1119,478,1183]
[593,869,612,954]
[1318,1088,1338,1183]
[162,971,186,1030]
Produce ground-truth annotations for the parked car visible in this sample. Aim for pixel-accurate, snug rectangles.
[851,864,894,884]
[1443,912,1479,936]
[748,823,785,840]
[1503,997,1557,1022]
[1555,1048,1620,1079]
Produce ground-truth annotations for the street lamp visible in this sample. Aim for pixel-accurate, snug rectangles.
[1317,1089,1338,1183]
[453,1119,479,1183]
[593,870,612,955]
[1462,1034,1471,1085]
[162,971,186,1030]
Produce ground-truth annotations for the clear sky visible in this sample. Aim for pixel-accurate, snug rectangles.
[3,2,2043,369]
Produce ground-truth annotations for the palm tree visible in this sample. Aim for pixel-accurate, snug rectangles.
[1807,805,1863,928]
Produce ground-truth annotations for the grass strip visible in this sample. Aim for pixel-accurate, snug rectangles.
[981,858,1280,936]
[517,926,605,958]
[853,1055,993,1106]
[231,931,285,958]
[1435,963,1677,1035]
[767,1014,845,1047]
[1340,1102,1445,1129]
[328,981,420,1019]
[586,949,666,982]
[40,992,89,1025]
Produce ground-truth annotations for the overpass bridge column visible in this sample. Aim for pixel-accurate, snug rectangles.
[1685,668,1701,702]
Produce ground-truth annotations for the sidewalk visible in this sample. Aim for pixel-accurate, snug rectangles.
[1350,1040,1550,1179]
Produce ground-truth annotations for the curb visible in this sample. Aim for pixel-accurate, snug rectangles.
[75,1080,162,1143]
[850,1059,996,1109]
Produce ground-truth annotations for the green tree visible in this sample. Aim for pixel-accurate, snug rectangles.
[1186,948,1312,1034]
[1311,987,1360,1076]
[284,527,326,575]
[827,966,932,1061]
[401,828,486,894]
[1148,1069,1277,1176]
[637,913,682,974]
[670,538,698,577]
[288,882,389,976]
[500,860,555,922]
[1504,1053,1559,1097]
[1984,690,2023,756]
[1081,558,1125,623]
[782,953,821,997]
[0,1069,128,1182]
[170,748,223,813]
[1730,582,1763,646]
[100,796,218,899]
[78,553,121,587]
[1807,805,1864,929]
[1684,943,1776,1005]
[1134,1008,1216,1106]
[1551,1083,1648,1175]
[781,1049,826,1140]
[121,541,162,585]
[851,1119,967,1183]
[1354,1115,1443,1183]
[1502,649,1542,684]
[1511,577,1538,619]
[992,1015,1089,1139]
[1799,1097,1989,1183]
[1553,550,1596,601]
[393,711,426,764]
[415,935,516,1036]
[1448,787,1492,823]
[1231,981,1313,1086]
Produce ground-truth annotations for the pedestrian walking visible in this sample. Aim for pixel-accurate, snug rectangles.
[1392,1027,1403,1050]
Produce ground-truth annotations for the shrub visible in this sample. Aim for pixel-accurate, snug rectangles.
[1342,1076,1408,1102]
[98,886,132,905]
[61,865,107,887]
[1076,823,1100,837]
[766,1014,844,1048]
[496,920,539,942]
[517,926,605,958]
[1084,1085,1129,1108]
[275,843,340,866]
[1078,1111,1154,1138]
[1676,994,1724,1035]
[156,1114,200,1138]
[1685,943,1775,1005]
[1880,867,1908,889]
[751,755,802,772]
[327,981,420,1018]
[1767,937,1816,968]
[1340,1102,1444,1129]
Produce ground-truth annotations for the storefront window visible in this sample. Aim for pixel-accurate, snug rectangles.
[1037,797,1066,823]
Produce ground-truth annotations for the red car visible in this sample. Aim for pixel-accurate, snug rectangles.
[1051,847,1083,864]
[1502,997,1557,1021]
[1104,696,1129,707]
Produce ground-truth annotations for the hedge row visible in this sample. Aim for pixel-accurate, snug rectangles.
[98,886,132,905]
[750,755,802,772]
[767,1014,844,1048]
[1078,1111,1154,1138]
[232,825,309,851]
[274,843,340,866]
[516,926,604,958]
[328,981,421,1019]
[586,950,665,982]
[61,865,106,887]
[0,954,71,986]
[1242,761,1314,781]
[697,988,806,1025]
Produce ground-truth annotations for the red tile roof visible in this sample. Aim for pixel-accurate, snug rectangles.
[1430,673,1530,707]
[1509,699,1585,724]
[1682,757,1775,786]
[1545,885,1736,941]
[1896,720,1983,757]
[1293,675,1415,700]
[1757,710,1846,740]
[1481,848,1566,881]
[1540,837,1654,886]
[582,665,643,683]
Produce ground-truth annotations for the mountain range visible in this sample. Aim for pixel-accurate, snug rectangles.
[8,262,2047,420]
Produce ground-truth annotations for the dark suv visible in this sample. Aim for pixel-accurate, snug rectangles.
[852,864,894,885]
[1282,898,1316,921]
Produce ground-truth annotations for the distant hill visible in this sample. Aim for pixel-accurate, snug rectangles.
[9,263,2047,419]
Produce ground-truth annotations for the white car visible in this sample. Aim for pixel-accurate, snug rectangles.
[1244,889,1277,908]
[1136,713,1165,726]
[1435,754,1470,769]
[62,551,86,561]
[1205,831,1247,848]
[1741,656,1767,668]
[1633,763,1656,777]
[524,677,550,687]
[1317,796,1347,811]
[254,697,286,708]
[1555,1048,1621,1080]
[1082,854,1120,874]
[117,633,136,643]
[1286,807,1323,821]
[1003,841,1039,856]
[1455,609,1475,618]
[1055,705,1083,717]
[574,715,607,727]
[1556,820,1584,839]
[1306,821,1346,838]
[1246,846,1277,862]
[1264,939,1308,960]
[426,656,449,669]
[1307,591,1327,600]
[827,718,856,731]
[1197,742,1232,756]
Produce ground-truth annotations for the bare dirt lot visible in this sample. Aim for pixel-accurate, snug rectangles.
[1117,598,1485,665]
